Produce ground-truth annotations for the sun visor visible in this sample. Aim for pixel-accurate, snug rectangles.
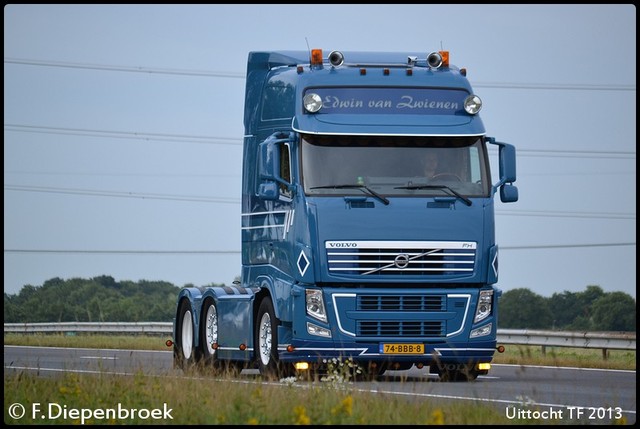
[293,87,485,136]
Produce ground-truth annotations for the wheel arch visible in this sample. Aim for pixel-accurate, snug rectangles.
[252,276,276,326]
[174,286,213,350]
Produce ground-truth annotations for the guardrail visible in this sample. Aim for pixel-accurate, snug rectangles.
[497,328,636,359]
[4,323,636,359]
[4,322,170,335]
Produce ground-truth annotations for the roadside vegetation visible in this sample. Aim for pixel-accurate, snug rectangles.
[4,276,637,332]
[4,368,520,425]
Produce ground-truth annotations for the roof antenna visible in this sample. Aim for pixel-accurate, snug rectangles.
[305,37,311,64]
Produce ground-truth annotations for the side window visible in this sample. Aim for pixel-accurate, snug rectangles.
[468,147,481,183]
[279,142,292,198]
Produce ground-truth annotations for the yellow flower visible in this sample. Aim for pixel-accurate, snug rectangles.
[331,395,353,417]
[428,408,445,425]
[293,405,311,425]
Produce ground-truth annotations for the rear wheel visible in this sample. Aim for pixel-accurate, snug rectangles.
[174,299,200,371]
[200,298,224,372]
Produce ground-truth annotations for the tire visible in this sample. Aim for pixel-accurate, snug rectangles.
[174,299,201,371]
[254,298,292,379]
[200,298,224,372]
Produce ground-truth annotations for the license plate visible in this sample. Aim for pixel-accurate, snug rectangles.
[380,343,424,354]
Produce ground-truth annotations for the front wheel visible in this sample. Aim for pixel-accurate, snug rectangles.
[254,298,293,379]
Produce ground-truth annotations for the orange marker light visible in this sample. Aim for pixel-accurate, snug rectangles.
[439,50,449,67]
[311,49,323,65]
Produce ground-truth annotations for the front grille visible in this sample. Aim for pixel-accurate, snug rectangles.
[358,294,444,311]
[358,320,444,337]
[331,290,470,339]
[326,240,476,277]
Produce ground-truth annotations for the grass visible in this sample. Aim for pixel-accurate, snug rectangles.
[5,369,523,425]
[4,332,169,351]
[492,344,635,371]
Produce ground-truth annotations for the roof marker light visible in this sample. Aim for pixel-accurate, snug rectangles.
[439,50,449,67]
[310,49,323,66]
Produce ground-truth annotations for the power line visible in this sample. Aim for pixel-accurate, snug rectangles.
[5,170,237,178]
[5,124,636,159]
[5,184,636,221]
[508,149,635,160]
[4,124,242,146]
[3,57,245,78]
[496,210,635,220]
[4,242,635,255]
[4,184,636,219]
[471,81,635,92]
[4,249,240,254]
[4,184,240,204]
[4,57,636,92]
[501,243,635,250]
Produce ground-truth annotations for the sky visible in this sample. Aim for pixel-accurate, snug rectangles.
[3,4,636,300]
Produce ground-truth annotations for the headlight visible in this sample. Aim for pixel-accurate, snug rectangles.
[464,95,482,115]
[303,93,323,113]
[306,289,327,322]
[474,289,493,323]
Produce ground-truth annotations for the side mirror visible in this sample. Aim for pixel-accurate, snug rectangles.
[258,181,279,200]
[499,144,516,184]
[500,183,519,203]
[258,139,279,181]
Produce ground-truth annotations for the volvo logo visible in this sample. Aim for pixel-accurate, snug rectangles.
[394,253,410,269]
[328,242,358,248]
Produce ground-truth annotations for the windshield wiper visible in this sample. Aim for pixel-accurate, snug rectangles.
[394,184,472,206]
[310,184,390,205]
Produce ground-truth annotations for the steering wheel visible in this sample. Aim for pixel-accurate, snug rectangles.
[431,173,462,182]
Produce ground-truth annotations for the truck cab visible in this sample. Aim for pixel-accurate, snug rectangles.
[173,48,518,381]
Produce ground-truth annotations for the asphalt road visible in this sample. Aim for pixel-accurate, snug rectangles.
[4,345,636,425]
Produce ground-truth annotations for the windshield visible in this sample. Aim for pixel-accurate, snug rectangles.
[301,135,491,197]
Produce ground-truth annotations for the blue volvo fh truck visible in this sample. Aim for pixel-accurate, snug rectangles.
[172,48,518,381]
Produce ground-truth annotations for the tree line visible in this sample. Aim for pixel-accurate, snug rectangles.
[3,276,636,331]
